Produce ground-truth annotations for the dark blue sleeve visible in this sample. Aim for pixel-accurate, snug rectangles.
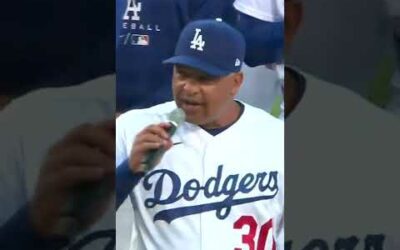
[0,205,69,250]
[191,0,237,25]
[116,159,145,209]
[178,0,238,26]
[236,12,284,66]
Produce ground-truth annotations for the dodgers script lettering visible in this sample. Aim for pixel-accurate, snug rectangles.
[142,165,279,223]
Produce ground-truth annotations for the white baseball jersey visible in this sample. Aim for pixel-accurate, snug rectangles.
[116,101,284,250]
[0,75,116,250]
[233,0,284,22]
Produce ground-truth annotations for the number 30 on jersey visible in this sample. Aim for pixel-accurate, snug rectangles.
[234,215,276,250]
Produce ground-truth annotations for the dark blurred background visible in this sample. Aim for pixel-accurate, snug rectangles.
[0,0,114,105]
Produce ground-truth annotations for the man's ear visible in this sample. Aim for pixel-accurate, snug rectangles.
[285,0,303,49]
[231,72,244,97]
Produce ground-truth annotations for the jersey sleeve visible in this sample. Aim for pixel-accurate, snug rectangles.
[116,110,153,250]
[116,114,129,166]
[116,104,175,250]
[233,0,284,22]
[116,112,138,250]
[192,0,237,25]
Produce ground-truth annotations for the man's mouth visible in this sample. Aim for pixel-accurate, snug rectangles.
[180,99,202,111]
[180,97,202,105]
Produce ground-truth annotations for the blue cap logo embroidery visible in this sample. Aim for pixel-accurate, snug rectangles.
[190,28,205,51]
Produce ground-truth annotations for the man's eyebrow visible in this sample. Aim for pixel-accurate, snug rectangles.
[176,67,193,75]
[176,67,218,80]
[197,74,220,81]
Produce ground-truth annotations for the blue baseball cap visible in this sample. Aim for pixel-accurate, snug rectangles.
[163,19,246,77]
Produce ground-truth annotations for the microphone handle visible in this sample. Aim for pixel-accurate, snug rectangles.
[141,121,177,172]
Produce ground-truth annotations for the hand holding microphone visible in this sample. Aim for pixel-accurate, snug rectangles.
[129,108,185,173]
[31,120,115,238]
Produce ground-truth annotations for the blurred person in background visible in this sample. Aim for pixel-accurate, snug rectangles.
[233,0,285,119]
[116,0,237,113]
[285,0,400,249]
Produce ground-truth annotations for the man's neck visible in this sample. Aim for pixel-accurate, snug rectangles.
[201,101,242,129]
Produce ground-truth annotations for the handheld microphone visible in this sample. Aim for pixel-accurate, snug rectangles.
[141,108,186,172]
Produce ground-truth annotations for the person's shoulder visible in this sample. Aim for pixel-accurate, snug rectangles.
[117,101,176,120]
[31,74,113,100]
[0,74,115,134]
[300,70,371,110]
[116,101,177,128]
[302,71,367,106]
[3,74,115,116]
[301,70,400,122]
[238,102,283,149]
[242,101,283,121]
[290,69,400,137]
[240,101,284,129]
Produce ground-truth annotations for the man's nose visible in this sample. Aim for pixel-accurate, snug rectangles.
[181,79,199,94]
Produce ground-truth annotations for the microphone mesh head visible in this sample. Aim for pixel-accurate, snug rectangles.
[168,108,186,127]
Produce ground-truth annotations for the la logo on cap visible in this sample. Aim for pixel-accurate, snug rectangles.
[190,28,205,51]
[235,58,241,67]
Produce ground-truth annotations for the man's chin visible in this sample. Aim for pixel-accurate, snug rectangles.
[183,114,205,126]
[185,116,200,125]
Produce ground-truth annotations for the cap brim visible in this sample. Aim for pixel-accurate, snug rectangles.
[163,55,231,77]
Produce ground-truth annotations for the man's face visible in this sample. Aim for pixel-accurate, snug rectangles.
[172,65,241,127]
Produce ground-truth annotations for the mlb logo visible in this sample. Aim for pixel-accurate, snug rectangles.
[132,34,150,46]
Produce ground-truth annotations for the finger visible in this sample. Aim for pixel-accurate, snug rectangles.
[162,139,173,151]
[135,141,163,154]
[144,124,170,139]
[159,122,172,130]
[47,144,114,169]
[62,123,115,157]
[52,166,107,189]
[136,132,164,145]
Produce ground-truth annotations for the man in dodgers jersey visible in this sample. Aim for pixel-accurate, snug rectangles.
[116,19,284,250]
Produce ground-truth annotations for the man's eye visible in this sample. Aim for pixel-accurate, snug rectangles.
[198,76,218,83]
[197,77,210,82]
[176,73,186,79]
